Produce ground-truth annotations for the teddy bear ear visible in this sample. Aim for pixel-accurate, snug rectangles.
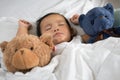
[104,3,114,15]
[40,34,54,50]
[79,14,85,28]
[0,41,8,52]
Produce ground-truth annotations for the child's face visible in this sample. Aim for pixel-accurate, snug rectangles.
[40,14,71,45]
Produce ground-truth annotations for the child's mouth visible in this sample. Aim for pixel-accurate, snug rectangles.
[53,32,63,37]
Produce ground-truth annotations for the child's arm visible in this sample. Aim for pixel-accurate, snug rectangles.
[16,20,32,36]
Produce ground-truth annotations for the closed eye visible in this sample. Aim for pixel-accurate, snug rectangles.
[58,24,64,26]
[45,25,52,31]
[58,23,65,26]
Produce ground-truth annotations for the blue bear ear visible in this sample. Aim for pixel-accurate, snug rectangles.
[104,3,114,15]
[79,14,85,28]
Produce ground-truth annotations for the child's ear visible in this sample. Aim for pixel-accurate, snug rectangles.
[0,41,8,52]
[79,14,85,28]
[104,3,114,15]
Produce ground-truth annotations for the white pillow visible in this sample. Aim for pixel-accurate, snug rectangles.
[0,17,37,42]
[0,16,84,42]
[0,17,18,42]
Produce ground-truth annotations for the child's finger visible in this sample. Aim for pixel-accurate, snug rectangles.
[70,17,74,23]
[19,19,29,24]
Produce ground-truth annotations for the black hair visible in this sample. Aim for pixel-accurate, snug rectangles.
[36,12,77,37]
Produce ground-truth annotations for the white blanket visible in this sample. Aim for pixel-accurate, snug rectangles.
[54,36,120,80]
[0,36,120,80]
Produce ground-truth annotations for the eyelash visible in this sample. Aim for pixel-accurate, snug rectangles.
[58,23,65,26]
[45,23,65,31]
[46,26,52,31]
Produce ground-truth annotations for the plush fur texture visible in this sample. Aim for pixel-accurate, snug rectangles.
[79,3,120,43]
[79,3,114,36]
[0,34,54,73]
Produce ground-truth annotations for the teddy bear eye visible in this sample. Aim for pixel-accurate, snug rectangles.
[45,42,50,46]
[105,16,108,19]
[15,49,18,52]
[30,47,34,50]
[2,49,5,52]
[91,20,94,25]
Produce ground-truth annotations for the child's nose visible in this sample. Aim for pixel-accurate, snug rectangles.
[52,25,59,32]
[54,28,59,32]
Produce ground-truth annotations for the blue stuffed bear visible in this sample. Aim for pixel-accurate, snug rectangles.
[79,3,120,43]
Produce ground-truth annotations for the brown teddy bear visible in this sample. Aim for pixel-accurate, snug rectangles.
[0,34,55,73]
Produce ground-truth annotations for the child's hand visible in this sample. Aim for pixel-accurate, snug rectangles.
[70,14,80,25]
[18,20,32,30]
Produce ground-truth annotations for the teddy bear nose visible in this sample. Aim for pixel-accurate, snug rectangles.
[20,50,24,55]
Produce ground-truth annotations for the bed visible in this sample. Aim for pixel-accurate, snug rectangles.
[0,0,120,80]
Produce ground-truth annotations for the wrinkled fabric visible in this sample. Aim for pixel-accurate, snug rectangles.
[1,36,120,80]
